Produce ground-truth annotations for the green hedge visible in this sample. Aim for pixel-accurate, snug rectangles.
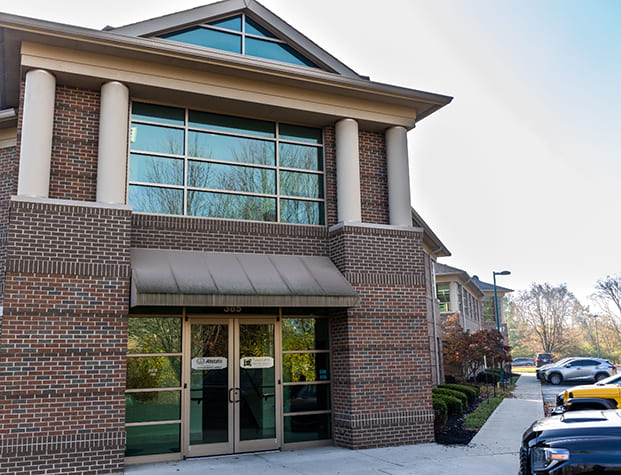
[432,396,447,416]
[433,387,468,406]
[438,384,478,404]
[432,394,463,415]
[476,368,503,384]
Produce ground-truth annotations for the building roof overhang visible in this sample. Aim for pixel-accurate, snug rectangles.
[435,263,485,299]
[0,10,452,131]
[411,207,451,258]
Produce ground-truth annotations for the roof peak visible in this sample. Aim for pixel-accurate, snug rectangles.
[107,0,363,79]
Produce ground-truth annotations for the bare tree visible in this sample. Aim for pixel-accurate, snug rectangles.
[591,274,621,336]
[512,283,583,353]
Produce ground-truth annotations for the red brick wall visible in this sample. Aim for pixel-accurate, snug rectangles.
[49,86,100,202]
[0,145,18,308]
[324,127,390,227]
[0,200,131,474]
[324,126,338,227]
[132,214,329,256]
[359,131,389,225]
[329,224,434,449]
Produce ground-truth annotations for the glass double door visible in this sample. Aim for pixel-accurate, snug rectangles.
[184,318,281,457]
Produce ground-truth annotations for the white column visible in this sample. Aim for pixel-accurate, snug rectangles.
[18,69,56,197]
[386,126,412,226]
[97,81,129,204]
[335,118,361,223]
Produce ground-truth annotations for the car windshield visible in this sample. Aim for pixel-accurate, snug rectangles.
[596,374,621,385]
[551,357,575,366]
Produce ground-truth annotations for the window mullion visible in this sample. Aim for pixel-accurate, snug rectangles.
[184,108,189,216]
[241,13,246,55]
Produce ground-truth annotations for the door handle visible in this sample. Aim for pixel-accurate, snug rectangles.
[228,387,241,403]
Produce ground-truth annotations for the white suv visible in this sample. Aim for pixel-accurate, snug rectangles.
[544,357,617,385]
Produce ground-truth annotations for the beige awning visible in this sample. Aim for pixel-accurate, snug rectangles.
[130,248,359,308]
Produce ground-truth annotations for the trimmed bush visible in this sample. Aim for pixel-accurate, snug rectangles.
[438,384,478,404]
[445,374,458,384]
[476,368,502,384]
[432,394,463,415]
[433,387,468,406]
[432,396,447,416]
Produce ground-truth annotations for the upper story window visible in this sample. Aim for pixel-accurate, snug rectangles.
[437,283,450,312]
[158,14,318,69]
[482,296,496,322]
[128,102,325,225]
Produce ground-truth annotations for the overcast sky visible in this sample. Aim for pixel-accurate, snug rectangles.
[2,0,620,305]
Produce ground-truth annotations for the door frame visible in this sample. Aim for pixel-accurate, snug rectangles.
[181,314,282,458]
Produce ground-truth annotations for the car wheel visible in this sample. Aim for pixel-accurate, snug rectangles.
[549,373,563,385]
[519,446,530,475]
[595,373,608,382]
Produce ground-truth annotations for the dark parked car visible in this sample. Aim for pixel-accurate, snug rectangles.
[512,357,535,367]
[520,410,621,474]
[536,353,555,367]
[551,397,617,415]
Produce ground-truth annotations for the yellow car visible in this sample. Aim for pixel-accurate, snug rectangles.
[560,373,621,407]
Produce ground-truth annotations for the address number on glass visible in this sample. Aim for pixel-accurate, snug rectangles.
[224,307,242,313]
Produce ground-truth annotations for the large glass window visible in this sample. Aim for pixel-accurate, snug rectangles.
[126,317,183,457]
[159,14,318,69]
[437,283,451,312]
[129,103,325,225]
[281,316,331,444]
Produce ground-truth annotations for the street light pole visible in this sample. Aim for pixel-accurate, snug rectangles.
[493,270,511,384]
[594,314,601,358]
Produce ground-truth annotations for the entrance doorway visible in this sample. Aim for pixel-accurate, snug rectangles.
[184,317,281,457]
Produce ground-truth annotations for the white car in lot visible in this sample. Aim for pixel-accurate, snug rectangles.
[543,357,617,385]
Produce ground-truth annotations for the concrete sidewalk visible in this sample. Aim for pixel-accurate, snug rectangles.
[126,373,544,474]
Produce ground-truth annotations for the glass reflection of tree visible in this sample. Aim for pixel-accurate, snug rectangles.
[189,139,276,221]
[282,319,317,382]
[127,318,182,401]
[280,145,322,224]
[240,325,275,358]
[191,325,228,358]
[132,133,322,223]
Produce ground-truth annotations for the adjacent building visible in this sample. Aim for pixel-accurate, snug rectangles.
[434,263,485,333]
[434,263,513,335]
[412,208,450,386]
[471,275,513,337]
[0,1,452,472]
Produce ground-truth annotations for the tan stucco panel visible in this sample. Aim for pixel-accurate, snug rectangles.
[0,127,17,148]
[21,42,417,129]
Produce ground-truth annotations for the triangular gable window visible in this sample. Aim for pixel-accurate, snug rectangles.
[158,14,318,68]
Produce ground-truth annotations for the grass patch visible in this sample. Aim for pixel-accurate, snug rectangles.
[512,367,536,373]
[463,376,518,430]
[463,396,504,429]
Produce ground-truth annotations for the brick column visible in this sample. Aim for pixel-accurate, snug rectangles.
[0,198,132,474]
[329,222,434,448]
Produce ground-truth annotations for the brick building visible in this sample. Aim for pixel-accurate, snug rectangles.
[0,1,452,472]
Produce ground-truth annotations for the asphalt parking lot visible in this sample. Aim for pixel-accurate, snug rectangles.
[539,380,573,407]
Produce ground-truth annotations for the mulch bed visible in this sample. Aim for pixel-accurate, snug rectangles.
[434,400,480,445]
